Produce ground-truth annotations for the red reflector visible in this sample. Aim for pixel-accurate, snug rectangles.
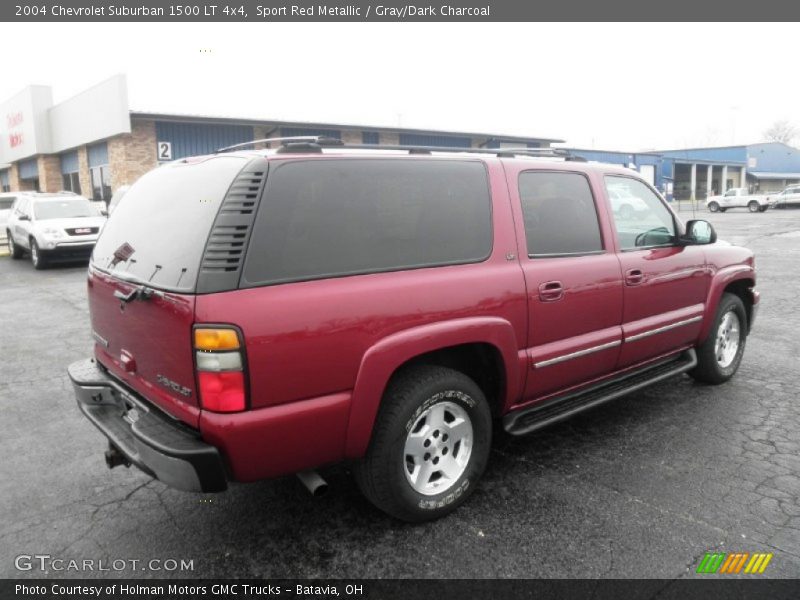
[198,371,245,413]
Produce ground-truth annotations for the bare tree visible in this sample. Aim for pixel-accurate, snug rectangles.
[763,120,799,145]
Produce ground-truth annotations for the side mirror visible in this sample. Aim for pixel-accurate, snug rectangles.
[100,209,108,217]
[18,213,30,221]
[682,219,716,245]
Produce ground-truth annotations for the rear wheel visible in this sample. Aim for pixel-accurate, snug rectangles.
[354,365,492,522]
[708,201,720,213]
[748,201,760,213]
[690,293,747,384]
[7,232,23,259]
[30,239,47,270]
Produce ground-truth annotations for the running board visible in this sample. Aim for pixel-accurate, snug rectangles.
[503,349,697,436]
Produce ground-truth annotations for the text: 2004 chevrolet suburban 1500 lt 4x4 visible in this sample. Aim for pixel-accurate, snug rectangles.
[68,138,759,522]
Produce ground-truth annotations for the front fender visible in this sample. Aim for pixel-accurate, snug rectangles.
[344,317,522,458]
[699,264,756,342]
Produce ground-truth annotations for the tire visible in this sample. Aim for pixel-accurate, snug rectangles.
[689,293,747,385]
[759,206,768,212]
[30,239,47,270]
[7,232,23,259]
[719,208,728,213]
[353,365,492,522]
[708,202,720,213]
[748,201,760,213]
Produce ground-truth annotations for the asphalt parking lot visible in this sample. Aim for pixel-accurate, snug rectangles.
[1,208,799,580]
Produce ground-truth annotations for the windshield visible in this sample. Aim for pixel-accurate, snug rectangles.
[91,156,249,292]
[34,197,95,220]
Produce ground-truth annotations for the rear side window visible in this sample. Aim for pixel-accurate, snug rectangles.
[242,159,492,286]
[92,155,250,292]
[518,171,603,257]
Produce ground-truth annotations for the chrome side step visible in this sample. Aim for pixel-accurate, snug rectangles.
[503,349,697,436]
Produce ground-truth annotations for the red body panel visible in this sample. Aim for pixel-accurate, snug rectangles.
[88,267,200,428]
[87,153,758,483]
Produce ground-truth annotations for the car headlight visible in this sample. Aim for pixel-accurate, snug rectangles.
[41,228,64,239]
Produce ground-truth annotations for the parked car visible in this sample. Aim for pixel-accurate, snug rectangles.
[771,184,800,208]
[0,192,17,246]
[107,184,130,215]
[706,187,772,213]
[68,139,759,522]
[6,192,107,269]
[608,185,650,219]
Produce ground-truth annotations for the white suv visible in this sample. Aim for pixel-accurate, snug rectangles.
[6,193,107,269]
[772,185,800,209]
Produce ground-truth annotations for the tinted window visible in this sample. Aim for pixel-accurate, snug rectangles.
[0,198,14,210]
[605,176,676,250]
[92,156,249,292]
[518,171,603,257]
[242,159,491,285]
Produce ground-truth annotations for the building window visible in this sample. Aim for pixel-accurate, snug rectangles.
[0,170,9,193]
[62,172,81,194]
[90,165,112,202]
[87,143,111,202]
[362,131,379,145]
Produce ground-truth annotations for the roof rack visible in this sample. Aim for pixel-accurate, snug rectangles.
[217,136,586,161]
[216,136,343,152]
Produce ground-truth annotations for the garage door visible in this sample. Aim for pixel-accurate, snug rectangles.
[639,164,655,185]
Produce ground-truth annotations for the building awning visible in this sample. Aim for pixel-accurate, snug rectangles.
[749,171,800,180]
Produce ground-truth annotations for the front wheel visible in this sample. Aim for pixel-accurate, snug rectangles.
[690,293,747,384]
[30,239,47,270]
[748,201,760,213]
[708,202,720,213]
[354,365,492,522]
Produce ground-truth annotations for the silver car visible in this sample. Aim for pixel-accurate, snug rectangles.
[6,193,107,269]
[772,184,800,208]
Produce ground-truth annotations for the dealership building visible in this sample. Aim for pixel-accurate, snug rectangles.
[3,74,800,203]
[0,75,560,200]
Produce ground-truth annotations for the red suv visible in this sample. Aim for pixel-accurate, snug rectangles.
[68,138,759,522]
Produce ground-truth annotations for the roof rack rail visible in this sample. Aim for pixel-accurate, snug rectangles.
[216,136,344,152]
[218,136,585,161]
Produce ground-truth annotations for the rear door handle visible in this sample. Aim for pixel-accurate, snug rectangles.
[538,280,564,302]
[625,269,645,285]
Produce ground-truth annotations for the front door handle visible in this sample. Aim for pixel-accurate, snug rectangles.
[625,268,645,285]
[538,280,564,302]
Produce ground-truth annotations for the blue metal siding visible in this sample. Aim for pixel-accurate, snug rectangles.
[155,122,254,160]
[60,151,79,174]
[19,159,38,179]
[661,146,747,163]
[527,142,542,148]
[279,127,341,140]
[746,142,800,172]
[362,131,379,144]
[87,143,109,167]
[398,133,472,148]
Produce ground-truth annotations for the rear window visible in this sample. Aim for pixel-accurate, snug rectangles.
[242,159,492,286]
[91,156,249,292]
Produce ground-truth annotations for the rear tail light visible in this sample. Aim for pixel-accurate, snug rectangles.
[194,326,246,412]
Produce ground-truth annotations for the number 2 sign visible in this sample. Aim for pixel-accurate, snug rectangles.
[157,141,172,161]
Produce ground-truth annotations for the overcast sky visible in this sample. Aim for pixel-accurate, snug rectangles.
[1,22,797,150]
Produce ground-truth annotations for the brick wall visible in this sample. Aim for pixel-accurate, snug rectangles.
[107,119,157,191]
[8,163,22,192]
[77,148,92,198]
[37,155,62,193]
